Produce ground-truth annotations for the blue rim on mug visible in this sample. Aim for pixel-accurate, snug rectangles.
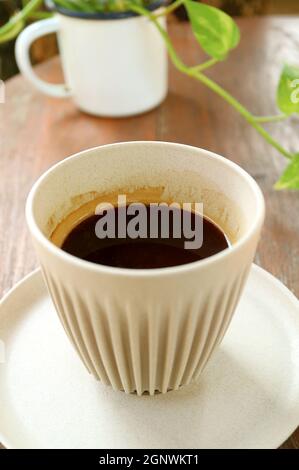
[45,0,167,20]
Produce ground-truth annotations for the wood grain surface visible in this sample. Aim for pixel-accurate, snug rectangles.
[0,16,299,449]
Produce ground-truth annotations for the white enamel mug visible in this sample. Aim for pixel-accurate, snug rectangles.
[15,1,168,117]
[26,141,265,395]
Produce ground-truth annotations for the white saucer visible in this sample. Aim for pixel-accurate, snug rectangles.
[0,265,299,449]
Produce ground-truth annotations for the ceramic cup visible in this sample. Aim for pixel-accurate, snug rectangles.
[15,0,167,117]
[26,141,265,395]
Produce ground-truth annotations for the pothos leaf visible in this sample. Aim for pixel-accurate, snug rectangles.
[276,64,299,115]
[275,153,299,190]
[185,1,240,60]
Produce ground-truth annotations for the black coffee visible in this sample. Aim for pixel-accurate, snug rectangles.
[61,205,229,269]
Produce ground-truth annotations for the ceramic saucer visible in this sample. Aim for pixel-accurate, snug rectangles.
[0,265,299,449]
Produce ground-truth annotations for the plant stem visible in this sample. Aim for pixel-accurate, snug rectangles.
[191,71,293,159]
[0,19,25,44]
[0,0,43,37]
[190,58,218,73]
[131,3,293,161]
[131,4,187,71]
[29,11,53,20]
[154,0,185,18]
[252,114,288,123]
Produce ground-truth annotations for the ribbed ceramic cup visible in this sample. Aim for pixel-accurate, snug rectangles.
[26,142,265,395]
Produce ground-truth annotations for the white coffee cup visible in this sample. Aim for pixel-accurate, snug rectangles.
[15,0,168,117]
[26,141,265,395]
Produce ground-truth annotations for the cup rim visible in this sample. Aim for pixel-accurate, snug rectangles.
[26,141,265,278]
[45,0,166,21]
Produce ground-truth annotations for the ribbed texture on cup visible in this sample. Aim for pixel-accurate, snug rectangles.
[42,266,250,395]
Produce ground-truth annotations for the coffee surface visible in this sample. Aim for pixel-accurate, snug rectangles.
[61,204,229,269]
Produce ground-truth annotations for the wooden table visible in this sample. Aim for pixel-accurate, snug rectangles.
[1,16,299,449]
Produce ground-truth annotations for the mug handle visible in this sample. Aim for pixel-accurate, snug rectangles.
[15,18,72,98]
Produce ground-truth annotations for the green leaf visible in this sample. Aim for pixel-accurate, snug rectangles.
[276,64,299,115]
[185,1,240,60]
[275,153,299,190]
